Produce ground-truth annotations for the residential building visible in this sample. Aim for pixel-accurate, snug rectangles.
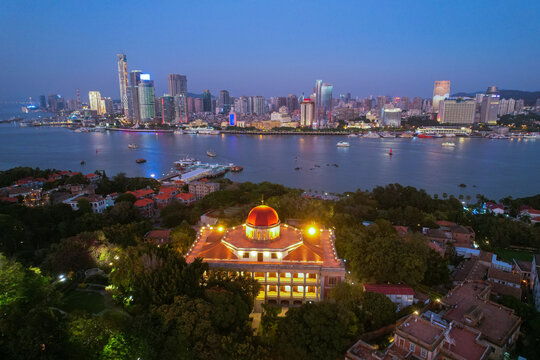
[134,198,155,217]
[363,284,414,310]
[185,204,346,311]
[168,74,187,97]
[381,107,402,127]
[88,91,102,114]
[439,98,476,124]
[175,192,196,205]
[487,267,522,299]
[485,202,504,215]
[188,180,219,200]
[145,229,171,246]
[433,80,450,113]
[63,194,107,213]
[161,95,176,124]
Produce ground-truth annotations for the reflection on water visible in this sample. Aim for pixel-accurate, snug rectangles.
[0,124,538,199]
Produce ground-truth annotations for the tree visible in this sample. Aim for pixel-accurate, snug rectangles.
[277,302,357,360]
[77,198,93,214]
[114,193,136,204]
[170,223,196,254]
[362,292,396,331]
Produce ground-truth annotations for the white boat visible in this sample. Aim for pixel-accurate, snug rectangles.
[441,142,456,147]
[362,132,381,138]
[336,141,350,147]
[398,132,414,138]
[348,133,359,137]
[524,133,539,139]
[184,126,220,135]
[128,144,139,149]
[444,133,456,137]
[174,129,184,135]
[207,150,217,157]
[379,131,396,138]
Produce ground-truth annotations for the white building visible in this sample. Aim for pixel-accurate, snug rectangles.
[381,107,402,127]
[63,194,107,213]
[363,284,414,310]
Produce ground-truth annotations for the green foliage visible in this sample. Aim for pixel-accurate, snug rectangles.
[115,193,136,204]
[362,292,397,330]
[276,302,357,360]
[96,173,160,195]
[170,222,196,254]
[160,201,198,227]
[0,166,56,187]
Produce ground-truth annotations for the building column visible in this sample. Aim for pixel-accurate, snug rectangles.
[303,274,307,300]
[290,274,293,298]
[277,272,280,299]
[264,272,268,301]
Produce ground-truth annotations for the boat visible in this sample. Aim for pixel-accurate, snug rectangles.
[128,144,139,149]
[294,167,301,170]
[398,132,414,138]
[336,141,350,147]
[379,132,396,138]
[185,126,220,135]
[363,132,381,138]
[348,133,359,137]
[230,166,243,172]
[207,150,217,157]
[442,142,456,147]
[174,129,184,135]
[417,134,434,139]
[524,133,539,139]
[135,159,146,164]
[174,157,198,169]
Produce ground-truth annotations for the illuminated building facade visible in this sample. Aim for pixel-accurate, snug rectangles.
[168,74,187,97]
[480,86,500,124]
[300,98,315,127]
[161,95,176,124]
[88,91,102,114]
[439,98,476,124]
[433,80,450,113]
[320,83,333,125]
[186,205,346,311]
[117,53,129,114]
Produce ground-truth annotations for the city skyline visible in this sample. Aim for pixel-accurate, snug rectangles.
[1,0,540,101]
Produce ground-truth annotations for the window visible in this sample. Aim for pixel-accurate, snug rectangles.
[409,343,416,352]
[243,252,250,258]
[257,253,263,262]
[420,348,427,358]
[271,253,277,259]
[328,277,337,285]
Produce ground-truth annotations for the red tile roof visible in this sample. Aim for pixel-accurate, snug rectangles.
[154,193,173,201]
[176,193,195,200]
[364,284,414,296]
[134,198,154,207]
[127,189,155,198]
[440,323,489,360]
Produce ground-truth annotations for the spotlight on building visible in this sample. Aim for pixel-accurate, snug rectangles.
[308,227,317,235]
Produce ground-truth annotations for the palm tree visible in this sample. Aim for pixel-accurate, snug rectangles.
[442,193,448,199]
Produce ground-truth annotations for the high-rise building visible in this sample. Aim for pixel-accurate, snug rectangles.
[411,97,422,110]
[76,88,81,109]
[381,108,402,127]
[320,84,333,124]
[48,94,65,112]
[515,99,524,113]
[101,97,113,115]
[117,54,129,114]
[400,97,410,111]
[168,74,187,97]
[439,98,476,124]
[300,98,315,127]
[252,96,265,115]
[433,81,450,113]
[480,86,500,124]
[218,90,230,114]
[174,94,188,123]
[194,98,203,113]
[88,91,102,113]
[39,95,47,109]
[202,90,212,112]
[128,70,142,123]
[315,80,323,124]
[187,97,195,114]
[376,96,386,111]
[137,74,156,122]
[498,98,516,116]
[161,95,176,124]
[286,94,298,113]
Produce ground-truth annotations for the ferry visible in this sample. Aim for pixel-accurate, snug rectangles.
[184,127,220,135]
[442,142,456,147]
[207,150,217,157]
[417,134,434,139]
[398,132,414,138]
[135,158,146,164]
[336,141,350,147]
[128,144,139,149]
[379,132,396,138]
[173,128,184,135]
[174,157,198,169]
[230,166,243,172]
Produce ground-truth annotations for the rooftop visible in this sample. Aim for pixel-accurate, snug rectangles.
[364,284,414,296]
[396,314,445,348]
[440,323,489,360]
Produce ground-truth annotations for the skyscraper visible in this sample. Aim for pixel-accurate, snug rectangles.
[480,86,500,124]
[320,83,333,124]
[218,90,230,113]
[433,81,450,113]
[174,94,188,123]
[168,74,187,97]
[39,95,47,109]
[252,96,265,115]
[128,70,142,124]
[202,90,212,112]
[137,74,156,122]
[300,98,315,127]
[88,91,102,113]
[117,54,129,115]
[315,80,323,124]
[161,95,176,124]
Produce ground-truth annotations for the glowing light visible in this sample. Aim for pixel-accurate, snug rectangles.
[414,310,419,315]
[263,251,270,257]
[218,226,224,232]
[276,252,282,259]
[308,227,317,235]
[238,250,244,257]
[250,251,257,257]
[435,298,441,303]
[150,174,155,178]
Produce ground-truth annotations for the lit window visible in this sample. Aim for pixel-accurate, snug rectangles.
[263,251,270,257]
[285,272,291,278]
[420,348,426,358]
[271,253,277,259]
[409,343,416,352]
[243,252,250,258]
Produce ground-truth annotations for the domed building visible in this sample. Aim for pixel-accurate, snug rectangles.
[186,204,346,311]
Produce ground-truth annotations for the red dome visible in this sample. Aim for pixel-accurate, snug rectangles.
[246,205,279,227]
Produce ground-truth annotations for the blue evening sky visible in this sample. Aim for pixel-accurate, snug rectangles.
[1,0,539,101]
